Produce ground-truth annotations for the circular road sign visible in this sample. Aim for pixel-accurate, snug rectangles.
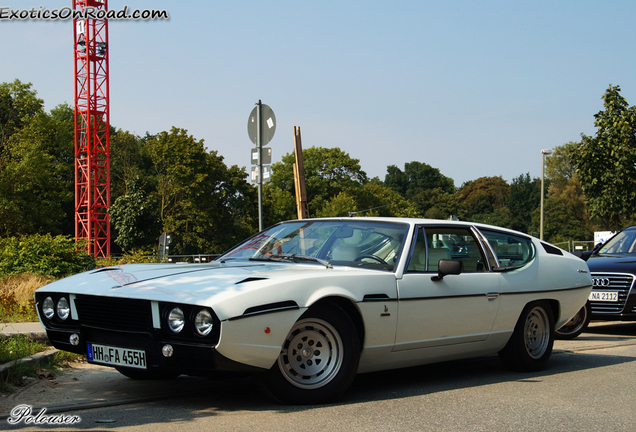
[247,104,276,145]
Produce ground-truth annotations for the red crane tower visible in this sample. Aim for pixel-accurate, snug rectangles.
[73,0,111,257]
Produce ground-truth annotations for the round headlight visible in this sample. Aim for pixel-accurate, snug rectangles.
[42,297,55,320]
[168,307,185,333]
[56,297,70,320]
[194,309,214,336]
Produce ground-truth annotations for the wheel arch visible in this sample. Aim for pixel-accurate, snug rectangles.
[307,296,365,352]
[544,298,560,324]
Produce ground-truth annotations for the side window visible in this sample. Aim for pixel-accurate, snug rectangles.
[406,226,486,273]
[426,227,486,272]
[478,229,535,269]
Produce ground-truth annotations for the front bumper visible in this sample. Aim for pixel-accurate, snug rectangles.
[44,325,266,376]
[589,272,636,321]
[35,292,267,376]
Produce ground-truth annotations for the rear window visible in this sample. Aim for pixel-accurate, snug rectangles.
[478,229,535,269]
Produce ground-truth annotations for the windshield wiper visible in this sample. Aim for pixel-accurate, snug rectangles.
[250,254,332,269]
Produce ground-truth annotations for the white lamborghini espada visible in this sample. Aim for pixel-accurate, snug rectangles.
[36,218,592,404]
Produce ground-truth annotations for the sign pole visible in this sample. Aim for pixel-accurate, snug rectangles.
[256,100,263,231]
[247,100,275,233]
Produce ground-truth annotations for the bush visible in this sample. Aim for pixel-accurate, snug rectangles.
[0,234,95,278]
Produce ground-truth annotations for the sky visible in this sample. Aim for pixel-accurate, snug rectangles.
[1,0,635,187]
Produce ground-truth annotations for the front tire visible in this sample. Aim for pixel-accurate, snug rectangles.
[259,302,360,404]
[555,301,591,340]
[499,301,555,372]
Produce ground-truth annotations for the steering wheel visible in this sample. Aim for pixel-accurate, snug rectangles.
[354,255,387,265]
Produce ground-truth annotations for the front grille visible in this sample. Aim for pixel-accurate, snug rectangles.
[74,294,153,332]
[590,273,634,314]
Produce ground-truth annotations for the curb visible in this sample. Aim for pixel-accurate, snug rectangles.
[0,331,49,344]
[0,325,55,382]
[0,347,59,381]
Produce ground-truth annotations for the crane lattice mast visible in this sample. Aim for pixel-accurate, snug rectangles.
[73,0,111,257]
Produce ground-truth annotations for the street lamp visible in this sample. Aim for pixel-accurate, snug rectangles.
[540,149,553,240]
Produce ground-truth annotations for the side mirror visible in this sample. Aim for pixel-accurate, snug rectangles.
[573,250,593,261]
[431,259,462,281]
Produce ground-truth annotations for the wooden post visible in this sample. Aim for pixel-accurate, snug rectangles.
[293,126,308,219]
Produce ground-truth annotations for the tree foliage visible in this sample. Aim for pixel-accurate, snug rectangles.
[458,176,510,221]
[0,234,94,278]
[508,173,540,234]
[0,100,74,236]
[4,79,636,259]
[109,177,161,252]
[267,146,368,221]
[0,80,44,152]
[573,85,636,230]
[143,127,256,254]
[385,162,456,218]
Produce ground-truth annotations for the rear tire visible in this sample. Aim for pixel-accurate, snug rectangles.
[499,301,554,372]
[555,302,591,340]
[259,302,360,404]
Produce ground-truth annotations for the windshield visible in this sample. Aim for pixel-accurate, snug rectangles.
[598,230,636,254]
[220,220,409,271]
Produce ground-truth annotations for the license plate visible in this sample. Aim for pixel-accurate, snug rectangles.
[87,343,147,369]
[589,291,619,302]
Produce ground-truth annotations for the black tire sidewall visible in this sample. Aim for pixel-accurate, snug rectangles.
[555,301,591,340]
[499,301,555,372]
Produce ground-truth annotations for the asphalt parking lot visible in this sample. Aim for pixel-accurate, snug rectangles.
[2,320,636,420]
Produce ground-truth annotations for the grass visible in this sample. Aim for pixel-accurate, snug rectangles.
[0,275,85,393]
[0,273,55,323]
[0,333,85,393]
[0,334,48,364]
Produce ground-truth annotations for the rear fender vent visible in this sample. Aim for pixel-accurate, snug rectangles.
[541,242,563,256]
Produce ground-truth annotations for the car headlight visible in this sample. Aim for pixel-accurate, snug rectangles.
[194,309,214,336]
[56,297,70,321]
[42,297,55,320]
[168,307,185,333]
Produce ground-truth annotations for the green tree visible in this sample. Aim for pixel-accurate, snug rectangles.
[385,161,455,199]
[343,181,420,218]
[268,146,368,219]
[539,195,593,244]
[507,173,540,234]
[539,142,595,241]
[573,85,636,230]
[458,176,510,224]
[109,177,161,252]
[145,127,256,254]
[110,130,154,199]
[0,104,74,236]
[385,161,456,217]
[0,80,44,152]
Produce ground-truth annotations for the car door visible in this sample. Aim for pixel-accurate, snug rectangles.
[394,225,502,351]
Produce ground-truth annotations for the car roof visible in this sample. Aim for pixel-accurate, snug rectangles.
[283,217,533,238]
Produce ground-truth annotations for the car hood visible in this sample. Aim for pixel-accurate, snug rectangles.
[36,260,385,320]
[586,254,636,273]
